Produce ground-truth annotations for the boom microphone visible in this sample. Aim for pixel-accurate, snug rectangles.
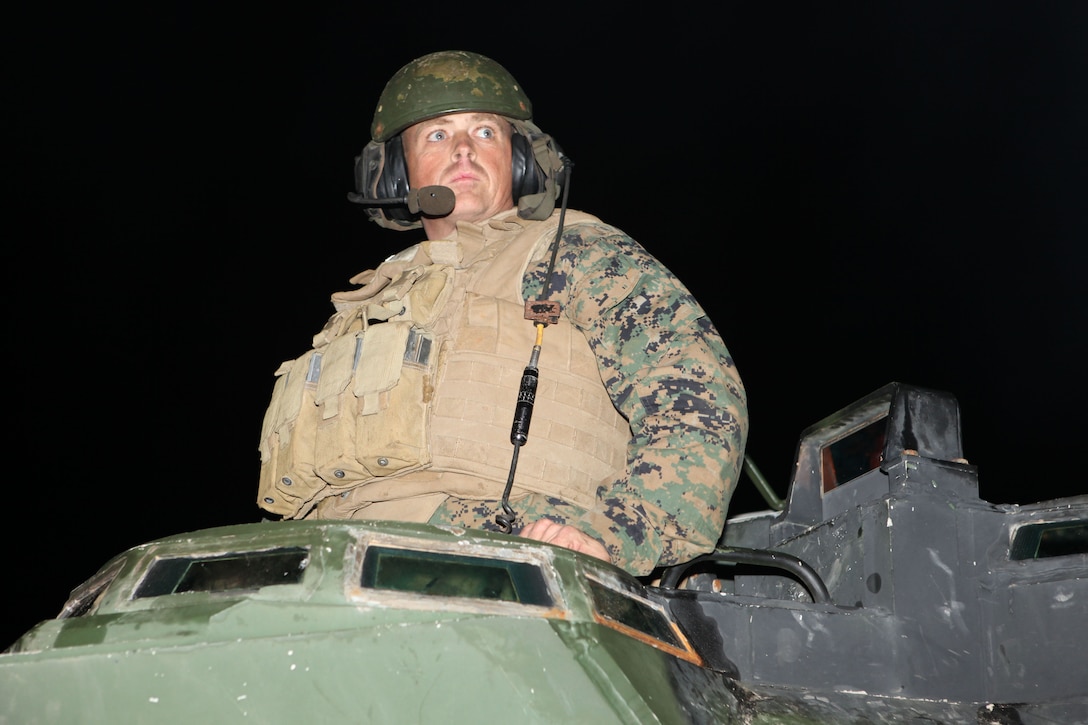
[350,185,456,216]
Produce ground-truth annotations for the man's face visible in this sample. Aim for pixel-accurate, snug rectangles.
[402,112,515,232]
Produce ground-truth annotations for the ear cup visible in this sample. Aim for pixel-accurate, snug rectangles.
[511,131,546,200]
[352,137,416,225]
[373,136,413,222]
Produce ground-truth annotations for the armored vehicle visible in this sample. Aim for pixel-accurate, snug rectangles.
[3,382,1086,723]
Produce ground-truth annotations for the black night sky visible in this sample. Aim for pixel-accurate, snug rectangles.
[7,4,1086,649]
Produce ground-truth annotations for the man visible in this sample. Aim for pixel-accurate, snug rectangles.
[257,50,748,577]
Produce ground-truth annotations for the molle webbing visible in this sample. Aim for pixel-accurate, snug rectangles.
[257,210,631,520]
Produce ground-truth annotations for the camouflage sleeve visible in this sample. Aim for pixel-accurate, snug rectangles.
[526,220,749,576]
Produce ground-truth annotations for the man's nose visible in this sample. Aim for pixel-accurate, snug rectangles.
[451,133,476,160]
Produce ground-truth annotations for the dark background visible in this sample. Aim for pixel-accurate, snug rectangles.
[7,4,1086,649]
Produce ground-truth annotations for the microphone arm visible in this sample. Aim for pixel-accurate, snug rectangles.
[348,185,455,216]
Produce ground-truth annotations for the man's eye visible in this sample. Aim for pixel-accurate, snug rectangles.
[475,127,495,139]
[426,130,447,142]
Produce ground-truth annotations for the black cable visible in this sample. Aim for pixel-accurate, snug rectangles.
[495,159,573,533]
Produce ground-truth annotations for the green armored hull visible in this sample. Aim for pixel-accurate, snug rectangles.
[4,383,1086,723]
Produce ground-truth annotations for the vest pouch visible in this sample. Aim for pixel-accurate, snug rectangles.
[258,429,310,517]
[309,320,434,482]
[354,321,434,477]
[257,350,326,517]
[312,330,372,486]
[257,371,295,516]
[389,264,454,327]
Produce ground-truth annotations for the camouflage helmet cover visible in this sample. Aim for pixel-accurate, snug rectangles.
[371,50,533,143]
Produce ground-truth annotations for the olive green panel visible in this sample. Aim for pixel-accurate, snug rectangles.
[1,618,630,724]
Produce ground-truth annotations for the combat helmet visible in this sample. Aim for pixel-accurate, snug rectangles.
[350,50,567,230]
[370,50,533,143]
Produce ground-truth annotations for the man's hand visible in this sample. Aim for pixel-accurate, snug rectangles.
[517,518,611,564]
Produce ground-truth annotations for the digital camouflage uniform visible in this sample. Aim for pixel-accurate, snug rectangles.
[259,207,747,576]
[431,215,748,576]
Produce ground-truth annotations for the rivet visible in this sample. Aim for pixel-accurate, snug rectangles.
[281,477,293,486]
[263,497,275,504]
[334,469,345,478]
[377,457,389,467]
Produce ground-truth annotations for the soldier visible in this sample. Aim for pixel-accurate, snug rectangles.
[257,50,748,576]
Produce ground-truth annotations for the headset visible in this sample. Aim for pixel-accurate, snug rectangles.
[349,120,569,229]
